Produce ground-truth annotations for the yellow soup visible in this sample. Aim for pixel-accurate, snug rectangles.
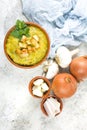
[6,25,48,66]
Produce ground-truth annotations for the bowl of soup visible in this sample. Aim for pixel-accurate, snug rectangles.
[4,20,50,68]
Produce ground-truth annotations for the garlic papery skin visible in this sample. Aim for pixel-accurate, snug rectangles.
[43,60,59,79]
[43,97,60,117]
[55,46,79,68]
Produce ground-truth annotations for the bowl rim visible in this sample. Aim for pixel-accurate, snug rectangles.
[41,95,63,116]
[28,76,51,98]
[4,22,50,69]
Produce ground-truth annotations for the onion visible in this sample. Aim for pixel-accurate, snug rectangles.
[70,56,87,81]
[52,73,77,98]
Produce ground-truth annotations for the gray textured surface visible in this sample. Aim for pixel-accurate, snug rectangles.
[0,0,87,130]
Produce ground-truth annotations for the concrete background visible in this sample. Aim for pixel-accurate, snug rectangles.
[0,0,87,130]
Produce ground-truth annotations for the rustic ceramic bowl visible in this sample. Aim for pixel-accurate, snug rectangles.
[28,76,51,98]
[41,95,63,116]
[4,22,50,69]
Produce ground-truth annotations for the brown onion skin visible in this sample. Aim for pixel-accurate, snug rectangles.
[70,56,87,82]
[52,73,77,98]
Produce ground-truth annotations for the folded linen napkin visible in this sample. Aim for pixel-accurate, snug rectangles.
[22,0,87,58]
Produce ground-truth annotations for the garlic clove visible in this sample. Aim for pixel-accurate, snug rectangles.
[46,62,59,79]
[48,59,54,65]
[33,88,43,97]
[43,99,55,116]
[43,60,49,66]
[33,79,44,86]
[43,59,53,66]
[47,98,60,115]
[32,85,42,91]
[41,83,49,92]
[43,97,60,117]
[43,59,54,70]
[43,65,49,72]
[48,98,60,113]
[37,85,42,91]
[32,85,37,91]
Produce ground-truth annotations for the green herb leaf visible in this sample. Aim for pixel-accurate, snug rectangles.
[11,20,30,40]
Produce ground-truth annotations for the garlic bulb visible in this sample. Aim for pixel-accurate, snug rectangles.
[43,59,59,79]
[55,46,79,68]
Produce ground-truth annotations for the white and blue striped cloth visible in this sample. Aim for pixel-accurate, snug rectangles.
[22,0,87,58]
